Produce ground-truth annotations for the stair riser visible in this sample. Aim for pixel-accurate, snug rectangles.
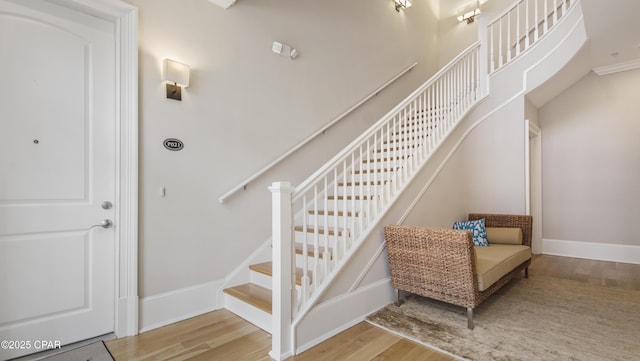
[294,253,329,272]
[302,218,357,230]
[334,186,390,196]
[301,200,370,212]
[294,231,350,244]
[224,294,272,334]
[250,268,273,290]
[250,268,305,294]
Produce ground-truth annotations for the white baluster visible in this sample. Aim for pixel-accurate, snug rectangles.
[312,185,319,288]
[323,177,329,276]
[404,106,410,181]
[533,0,546,42]
[301,195,308,302]
[507,12,512,62]
[332,168,338,264]
[489,23,495,72]
[498,17,504,68]
[350,152,356,249]
[410,100,416,172]
[525,0,530,50]
[544,0,548,32]
[516,2,521,55]
[358,145,364,237]
[366,138,372,221]
[420,91,429,161]
[341,160,347,257]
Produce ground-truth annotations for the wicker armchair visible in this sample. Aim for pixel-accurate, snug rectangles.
[384,213,532,329]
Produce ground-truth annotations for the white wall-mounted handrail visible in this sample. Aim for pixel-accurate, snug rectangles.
[217,62,418,203]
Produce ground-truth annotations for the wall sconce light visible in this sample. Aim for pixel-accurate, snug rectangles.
[394,0,412,12]
[457,1,481,24]
[162,59,190,101]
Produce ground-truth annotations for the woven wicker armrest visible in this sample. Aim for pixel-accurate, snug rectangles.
[383,225,478,309]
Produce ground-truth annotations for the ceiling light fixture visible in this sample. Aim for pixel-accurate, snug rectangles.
[457,1,481,24]
[394,0,412,12]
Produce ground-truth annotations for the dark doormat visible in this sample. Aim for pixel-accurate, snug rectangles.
[40,341,113,361]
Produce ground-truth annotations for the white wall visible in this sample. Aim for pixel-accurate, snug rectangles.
[125,0,440,298]
[539,69,640,248]
[403,97,528,228]
[397,0,588,240]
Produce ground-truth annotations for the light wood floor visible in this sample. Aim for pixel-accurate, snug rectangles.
[106,255,640,361]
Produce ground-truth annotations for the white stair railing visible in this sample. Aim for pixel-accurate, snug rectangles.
[488,0,574,73]
[291,42,483,309]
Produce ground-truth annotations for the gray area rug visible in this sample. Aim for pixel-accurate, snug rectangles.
[41,341,113,361]
[367,276,640,361]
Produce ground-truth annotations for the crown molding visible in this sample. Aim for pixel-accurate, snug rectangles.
[592,58,640,76]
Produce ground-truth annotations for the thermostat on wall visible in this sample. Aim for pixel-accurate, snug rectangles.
[272,41,283,54]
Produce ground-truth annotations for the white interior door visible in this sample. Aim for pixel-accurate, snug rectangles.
[0,0,117,359]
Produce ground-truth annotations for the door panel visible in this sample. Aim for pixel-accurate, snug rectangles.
[0,0,116,359]
[0,233,87,324]
[1,7,88,202]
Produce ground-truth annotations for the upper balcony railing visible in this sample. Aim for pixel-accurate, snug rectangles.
[488,0,573,73]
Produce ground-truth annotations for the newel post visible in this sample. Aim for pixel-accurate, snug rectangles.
[269,182,295,360]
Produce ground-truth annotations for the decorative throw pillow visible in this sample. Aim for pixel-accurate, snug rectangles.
[452,219,489,246]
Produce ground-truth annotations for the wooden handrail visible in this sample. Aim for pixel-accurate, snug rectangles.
[217,62,418,203]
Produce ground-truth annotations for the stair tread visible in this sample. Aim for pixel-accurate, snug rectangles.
[250,261,311,286]
[384,135,429,144]
[353,167,398,174]
[362,157,407,163]
[307,210,359,217]
[294,225,349,236]
[223,283,272,314]
[327,195,374,200]
[337,181,388,186]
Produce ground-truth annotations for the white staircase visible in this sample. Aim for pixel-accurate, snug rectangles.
[221,0,580,358]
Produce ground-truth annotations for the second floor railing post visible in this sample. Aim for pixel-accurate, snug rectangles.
[269,181,295,361]
[478,13,489,96]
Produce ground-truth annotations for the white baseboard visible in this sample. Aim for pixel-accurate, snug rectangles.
[139,280,223,333]
[294,278,394,355]
[542,239,640,264]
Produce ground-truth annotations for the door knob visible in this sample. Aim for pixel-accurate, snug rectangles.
[90,219,113,229]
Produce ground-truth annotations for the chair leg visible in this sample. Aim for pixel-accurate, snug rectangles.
[525,267,529,279]
[467,307,474,330]
[394,289,402,306]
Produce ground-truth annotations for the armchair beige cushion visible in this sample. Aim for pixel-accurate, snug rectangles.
[474,244,531,291]
[486,227,523,245]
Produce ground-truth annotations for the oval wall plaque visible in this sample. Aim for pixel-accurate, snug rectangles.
[163,138,184,151]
